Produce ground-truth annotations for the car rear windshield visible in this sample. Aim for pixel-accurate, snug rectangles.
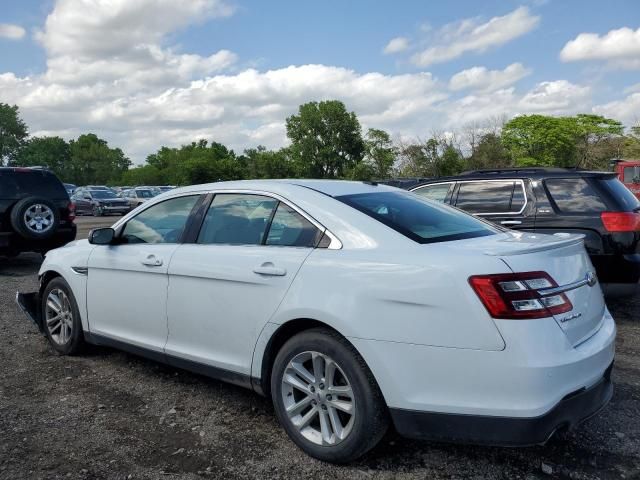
[0,170,67,199]
[597,176,640,212]
[336,191,498,244]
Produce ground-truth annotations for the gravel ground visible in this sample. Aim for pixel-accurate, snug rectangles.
[1,217,639,479]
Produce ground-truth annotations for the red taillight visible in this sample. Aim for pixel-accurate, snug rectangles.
[68,202,76,222]
[468,271,572,319]
[601,211,640,232]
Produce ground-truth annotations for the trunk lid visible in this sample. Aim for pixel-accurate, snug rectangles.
[462,231,605,346]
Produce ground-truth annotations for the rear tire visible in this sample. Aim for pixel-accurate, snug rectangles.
[41,277,85,355]
[271,328,388,463]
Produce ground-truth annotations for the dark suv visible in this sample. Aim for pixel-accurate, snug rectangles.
[410,168,640,296]
[0,168,76,257]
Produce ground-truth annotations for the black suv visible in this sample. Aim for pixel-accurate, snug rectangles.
[0,168,76,257]
[410,168,640,296]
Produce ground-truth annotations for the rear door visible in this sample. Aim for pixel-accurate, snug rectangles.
[165,193,323,375]
[453,180,534,230]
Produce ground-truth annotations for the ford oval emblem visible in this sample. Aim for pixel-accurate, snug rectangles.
[586,271,597,287]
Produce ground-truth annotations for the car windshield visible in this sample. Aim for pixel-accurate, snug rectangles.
[90,190,118,199]
[136,189,154,198]
[336,191,499,244]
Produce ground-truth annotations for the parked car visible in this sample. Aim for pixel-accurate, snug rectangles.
[121,187,157,208]
[410,168,640,296]
[63,183,77,196]
[379,177,431,189]
[85,185,114,192]
[613,159,640,199]
[0,167,76,256]
[17,180,614,463]
[72,189,131,216]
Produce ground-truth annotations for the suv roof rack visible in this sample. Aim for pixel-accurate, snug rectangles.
[460,167,581,176]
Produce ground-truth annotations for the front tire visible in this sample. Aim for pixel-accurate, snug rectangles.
[271,328,388,463]
[41,277,85,355]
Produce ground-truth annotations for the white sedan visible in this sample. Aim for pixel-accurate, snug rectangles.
[17,180,615,463]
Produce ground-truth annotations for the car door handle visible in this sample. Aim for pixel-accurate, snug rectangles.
[253,262,286,276]
[500,220,522,226]
[141,254,163,267]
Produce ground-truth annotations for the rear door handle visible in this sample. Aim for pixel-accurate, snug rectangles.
[253,262,286,276]
[141,254,163,267]
[500,220,522,226]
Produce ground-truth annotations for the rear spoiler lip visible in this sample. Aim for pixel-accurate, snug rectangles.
[483,233,585,256]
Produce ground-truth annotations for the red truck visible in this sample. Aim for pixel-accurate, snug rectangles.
[614,160,640,198]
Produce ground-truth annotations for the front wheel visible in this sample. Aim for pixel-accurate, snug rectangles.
[271,328,388,463]
[41,277,85,355]
[92,205,103,217]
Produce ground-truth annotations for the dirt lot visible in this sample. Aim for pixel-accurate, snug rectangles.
[1,216,639,479]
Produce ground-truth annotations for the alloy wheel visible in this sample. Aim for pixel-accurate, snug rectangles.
[23,204,54,233]
[281,351,355,446]
[45,288,74,345]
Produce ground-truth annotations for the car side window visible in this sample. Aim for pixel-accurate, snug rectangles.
[544,178,607,213]
[197,194,278,245]
[266,203,322,247]
[455,181,517,214]
[121,195,199,244]
[412,183,452,203]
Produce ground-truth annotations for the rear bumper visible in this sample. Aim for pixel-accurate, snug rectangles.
[390,362,613,446]
[16,291,43,332]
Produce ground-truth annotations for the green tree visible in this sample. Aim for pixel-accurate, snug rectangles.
[571,114,624,169]
[467,132,512,170]
[397,136,464,177]
[363,128,396,179]
[502,115,579,167]
[239,146,295,179]
[119,165,164,186]
[623,124,640,159]
[68,133,131,184]
[15,136,71,178]
[286,100,365,178]
[0,103,28,166]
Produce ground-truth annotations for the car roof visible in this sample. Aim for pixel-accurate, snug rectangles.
[410,168,616,188]
[169,179,399,198]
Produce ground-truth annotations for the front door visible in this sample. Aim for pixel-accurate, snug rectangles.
[165,193,322,375]
[86,195,200,351]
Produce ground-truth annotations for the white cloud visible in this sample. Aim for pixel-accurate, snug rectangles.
[410,7,540,67]
[0,23,26,40]
[383,37,409,54]
[449,63,531,92]
[1,1,636,164]
[594,92,640,127]
[560,26,640,68]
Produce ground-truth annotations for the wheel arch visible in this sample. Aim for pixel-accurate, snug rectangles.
[254,318,371,399]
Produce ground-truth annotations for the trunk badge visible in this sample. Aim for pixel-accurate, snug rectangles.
[559,312,582,323]
[586,271,597,287]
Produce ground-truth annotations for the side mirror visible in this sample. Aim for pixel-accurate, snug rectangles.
[89,227,115,245]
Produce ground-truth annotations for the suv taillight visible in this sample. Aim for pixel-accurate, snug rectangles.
[601,211,640,232]
[68,202,76,222]
[468,271,572,319]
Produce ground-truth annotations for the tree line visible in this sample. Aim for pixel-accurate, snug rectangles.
[1,101,639,186]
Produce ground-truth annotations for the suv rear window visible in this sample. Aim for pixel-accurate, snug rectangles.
[0,170,67,199]
[455,181,522,214]
[597,177,640,212]
[336,191,498,244]
[545,178,607,213]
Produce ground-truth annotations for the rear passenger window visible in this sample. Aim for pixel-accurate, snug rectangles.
[455,181,520,214]
[412,183,452,203]
[198,194,277,245]
[266,203,321,247]
[545,179,607,213]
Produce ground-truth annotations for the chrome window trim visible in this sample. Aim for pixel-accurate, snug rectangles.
[411,179,528,216]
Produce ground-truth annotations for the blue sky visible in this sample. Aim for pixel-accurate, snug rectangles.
[1,0,639,162]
